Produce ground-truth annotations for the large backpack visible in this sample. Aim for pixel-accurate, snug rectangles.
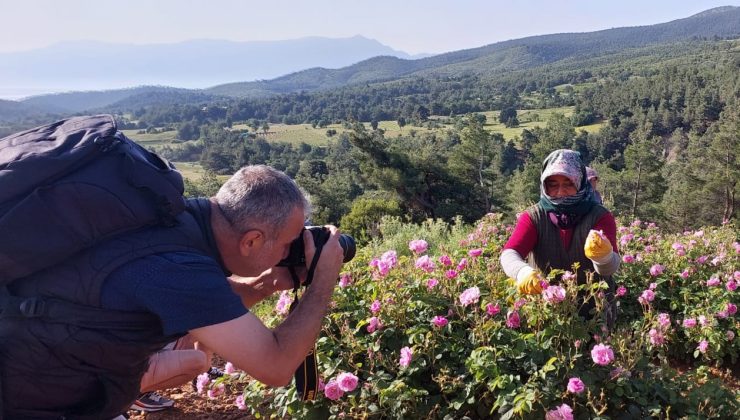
[0,114,186,284]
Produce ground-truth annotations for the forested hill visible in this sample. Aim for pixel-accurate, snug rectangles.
[3,5,738,119]
[206,6,740,97]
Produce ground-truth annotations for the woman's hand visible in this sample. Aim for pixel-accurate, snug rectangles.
[584,229,613,261]
[515,266,544,295]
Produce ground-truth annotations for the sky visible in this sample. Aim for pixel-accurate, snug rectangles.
[2,0,739,55]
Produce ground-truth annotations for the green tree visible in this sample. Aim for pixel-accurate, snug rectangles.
[340,196,402,244]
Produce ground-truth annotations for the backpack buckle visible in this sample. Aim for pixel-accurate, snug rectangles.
[19,298,46,318]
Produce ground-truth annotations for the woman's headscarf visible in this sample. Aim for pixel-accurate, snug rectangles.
[538,149,596,229]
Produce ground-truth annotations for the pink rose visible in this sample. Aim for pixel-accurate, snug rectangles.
[431,315,449,328]
[415,255,436,273]
[224,362,236,375]
[235,394,247,410]
[726,280,738,292]
[459,287,480,306]
[506,310,520,329]
[339,273,352,287]
[697,340,709,354]
[706,277,721,287]
[648,328,665,346]
[683,318,697,328]
[324,379,344,400]
[622,254,635,263]
[727,303,737,315]
[546,403,574,420]
[336,372,359,392]
[408,239,428,254]
[649,264,664,277]
[543,285,566,304]
[468,248,483,257]
[567,377,585,394]
[370,300,381,314]
[367,316,382,333]
[399,346,413,368]
[438,255,452,266]
[445,269,459,279]
[616,285,627,297]
[426,278,439,290]
[486,303,500,316]
[207,383,225,399]
[591,344,615,366]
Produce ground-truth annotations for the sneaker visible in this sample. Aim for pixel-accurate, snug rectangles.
[207,366,225,379]
[130,391,175,412]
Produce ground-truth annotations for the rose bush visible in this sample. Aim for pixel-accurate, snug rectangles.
[204,214,739,418]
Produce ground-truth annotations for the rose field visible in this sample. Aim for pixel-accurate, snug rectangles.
[177,215,738,419]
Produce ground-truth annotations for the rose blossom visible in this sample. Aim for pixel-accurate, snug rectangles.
[431,315,449,328]
[649,264,664,277]
[616,285,627,297]
[224,362,236,375]
[370,300,381,314]
[459,287,480,306]
[207,383,225,399]
[561,271,576,282]
[727,330,735,341]
[336,372,359,392]
[506,310,520,328]
[235,394,247,410]
[339,273,352,287]
[648,328,665,346]
[486,303,501,316]
[638,289,655,305]
[399,346,413,367]
[697,340,709,354]
[543,285,566,304]
[366,316,382,333]
[468,248,483,257]
[706,277,721,287]
[408,239,428,254]
[438,255,452,266]
[622,254,635,263]
[324,379,344,400]
[566,377,585,394]
[680,270,690,279]
[415,255,436,273]
[195,372,210,394]
[426,278,439,290]
[546,403,574,420]
[683,318,697,328]
[726,279,738,291]
[657,313,671,329]
[445,269,459,279]
[456,258,468,271]
[591,344,615,365]
[727,303,737,315]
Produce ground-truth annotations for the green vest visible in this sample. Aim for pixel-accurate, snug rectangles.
[526,203,616,322]
[526,203,608,285]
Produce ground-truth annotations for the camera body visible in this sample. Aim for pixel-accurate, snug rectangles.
[277,226,356,268]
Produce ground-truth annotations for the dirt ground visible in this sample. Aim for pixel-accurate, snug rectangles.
[127,383,252,419]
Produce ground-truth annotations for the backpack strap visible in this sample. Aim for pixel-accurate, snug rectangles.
[0,292,157,330]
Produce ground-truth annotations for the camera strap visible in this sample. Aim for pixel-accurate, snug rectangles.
[286,238,325,401]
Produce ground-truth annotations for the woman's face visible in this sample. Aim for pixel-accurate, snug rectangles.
[545,174,578,198]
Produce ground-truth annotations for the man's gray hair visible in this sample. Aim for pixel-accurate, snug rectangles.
[215,165,310,236]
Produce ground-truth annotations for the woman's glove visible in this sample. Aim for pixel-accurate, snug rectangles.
[584,229,613,262]
[515,266,544,295]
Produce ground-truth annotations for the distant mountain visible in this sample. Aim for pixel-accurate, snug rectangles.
[3,6,739,120]
[20,86,222,114]
[0,35,415,99]
[208,6,740,97]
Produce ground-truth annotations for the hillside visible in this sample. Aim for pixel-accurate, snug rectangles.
[206,6,740,97]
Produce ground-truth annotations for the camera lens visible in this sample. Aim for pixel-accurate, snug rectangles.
[338,234,356,263]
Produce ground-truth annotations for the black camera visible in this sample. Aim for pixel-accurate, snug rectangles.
[277,226,356,268]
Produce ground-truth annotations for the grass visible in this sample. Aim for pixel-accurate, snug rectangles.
[172,161,230,183]
[128,105,607,156]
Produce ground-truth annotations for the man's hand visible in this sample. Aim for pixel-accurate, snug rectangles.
[515,266,544,295]
[302,226,344,288]
[584,229,613,261]
[228,267,305,308]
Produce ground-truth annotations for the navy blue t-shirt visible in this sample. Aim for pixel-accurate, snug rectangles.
[101,251,248,336]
